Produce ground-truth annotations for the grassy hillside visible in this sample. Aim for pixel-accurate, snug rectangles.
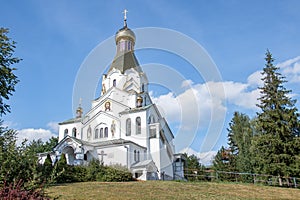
[46,181,300,200]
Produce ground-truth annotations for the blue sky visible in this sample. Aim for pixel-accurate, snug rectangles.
[1,1,300,161]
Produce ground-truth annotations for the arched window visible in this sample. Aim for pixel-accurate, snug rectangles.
[127,41,131,51]
[134,150,137,162]
[87,126,92,139]
[141,84,144,92]
[100,128,103,138]
[72,127,77,137]
[119,41,126,52]
[136,117,141,135]
[95,128,99,139]
[104,127,108,138]
[64,129,68,137]
[126,118,131,136]
[113,79,116,87]
[137,151,140,162]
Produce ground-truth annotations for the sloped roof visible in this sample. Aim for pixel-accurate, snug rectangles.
[108,51,142,74]
[131,160,158,173]
[131,159,154,168]
[119,104,152,115]
[54,136,146,151]
[58,117,81,125]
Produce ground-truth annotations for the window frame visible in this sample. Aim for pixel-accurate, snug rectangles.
[64,129,68,137]
[100,128,103,138]
[104,127,108,138]
[72,127,77,137]
[136,117,141,135]
[95,128,99,139]
[126,118,131,136]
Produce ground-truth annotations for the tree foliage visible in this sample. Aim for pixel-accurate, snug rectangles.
[227,112,253,173]
[213,112,254,179]
[253,50,300,178]
[25,137,58,155]
[42,154,53,182]
[0,122,47,191]
[213,146,237,181]
[0,28,21,116]
[213,50,300,184]
[184,154,205,181]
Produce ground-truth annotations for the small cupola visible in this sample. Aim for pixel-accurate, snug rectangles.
[76,98,83,118]
[108,9,142,74]
[115,9,136,53]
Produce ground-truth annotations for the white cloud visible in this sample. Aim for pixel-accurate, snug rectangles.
[151,56,300,152]
[17,128,57,145]
[180,147,217,166]
[151,92,181,123]
[277,56,300,69]
[247,70,263,87]
[47,121,59,133]
[278,56,300,83]
[2,121,18,128]
[151,79,259,128]
[221,81,260,110]
[198,151,217,166]
[181,147,199,155]
[181,79,194,88]
[150,77,261,151]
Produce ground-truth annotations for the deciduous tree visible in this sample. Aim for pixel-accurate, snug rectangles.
[0,28,21,116]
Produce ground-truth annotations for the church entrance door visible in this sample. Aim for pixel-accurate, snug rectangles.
[62,146,76,165]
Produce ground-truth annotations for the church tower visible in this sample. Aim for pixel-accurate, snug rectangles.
[100,12,149,108]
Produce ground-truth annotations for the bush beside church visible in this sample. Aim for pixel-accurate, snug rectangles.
[41,154,134,184]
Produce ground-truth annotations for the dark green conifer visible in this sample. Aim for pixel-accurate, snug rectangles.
[254,50,300,181]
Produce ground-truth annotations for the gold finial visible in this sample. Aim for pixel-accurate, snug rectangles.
[123,9,128,27]
[76,98,83,118]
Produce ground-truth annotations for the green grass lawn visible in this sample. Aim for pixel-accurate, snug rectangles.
[46,181,300,200]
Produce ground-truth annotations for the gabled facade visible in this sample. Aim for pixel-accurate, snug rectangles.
[40,17,185,180]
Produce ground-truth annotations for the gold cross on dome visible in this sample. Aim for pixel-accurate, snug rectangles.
[123,9,128,21]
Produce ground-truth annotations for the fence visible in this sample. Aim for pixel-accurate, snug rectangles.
[184,169,300,188]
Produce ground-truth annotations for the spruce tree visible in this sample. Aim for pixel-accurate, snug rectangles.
[184,154,203,181]
[213,146,236,181]
[213,146,229,172]
[227,112,253,173]
[254,50,300,180]
[42,154,53,182]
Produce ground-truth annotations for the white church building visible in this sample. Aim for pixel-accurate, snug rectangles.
[40,14,185,181]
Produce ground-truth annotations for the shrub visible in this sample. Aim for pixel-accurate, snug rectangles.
[102,166,133,182]
[86,159,105,181]
[42,157,134,184]
[85,160,133,182]
[41,154,53,182]
[0,179,49,200]
[72,166,88,182]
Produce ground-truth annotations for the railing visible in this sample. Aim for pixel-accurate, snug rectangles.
[184,169,300,188]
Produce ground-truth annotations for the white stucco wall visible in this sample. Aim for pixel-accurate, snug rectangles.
[58,121,82,142]
[120,110,148,147]
[96,146,127,167]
